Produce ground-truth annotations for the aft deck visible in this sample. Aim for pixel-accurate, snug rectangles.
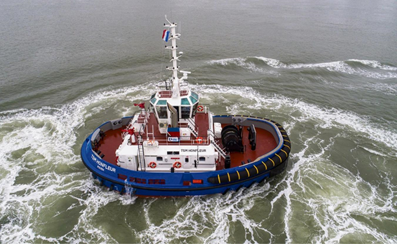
[221,124,278,169]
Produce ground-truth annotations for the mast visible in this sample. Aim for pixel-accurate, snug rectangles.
[164,16,189,98]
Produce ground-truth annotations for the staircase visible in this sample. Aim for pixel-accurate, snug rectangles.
[187,118,199,138]
[207,130,228,159]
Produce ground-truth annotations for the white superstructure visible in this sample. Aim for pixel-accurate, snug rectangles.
[115,16,223,173]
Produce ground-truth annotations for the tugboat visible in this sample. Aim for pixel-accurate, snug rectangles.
[80,17,291,197]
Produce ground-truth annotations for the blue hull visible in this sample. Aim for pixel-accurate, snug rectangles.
[80,115,290,197]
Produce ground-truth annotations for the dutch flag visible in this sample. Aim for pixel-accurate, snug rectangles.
[162,30,170,42]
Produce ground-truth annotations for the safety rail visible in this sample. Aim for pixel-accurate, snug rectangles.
[180,90,189,96]
[207,129,227,159]
[187,118,199,138]
[136,110,150,171]
[157,89,189,98]
[158,90,173,98]
[143,138,209,146]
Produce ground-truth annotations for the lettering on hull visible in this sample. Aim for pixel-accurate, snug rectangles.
[91,154,116,173]
[181,149,206,152]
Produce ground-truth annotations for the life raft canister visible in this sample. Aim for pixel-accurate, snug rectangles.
[173,161,182,168]
[148,162,157,168]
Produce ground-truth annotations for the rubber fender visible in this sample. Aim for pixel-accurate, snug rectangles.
[271,151,285,166]
[248,166,257,177]
[208,155,287,184]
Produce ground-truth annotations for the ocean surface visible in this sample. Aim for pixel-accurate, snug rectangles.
[0,0,396,243]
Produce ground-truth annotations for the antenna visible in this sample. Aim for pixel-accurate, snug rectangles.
[165,15,172,26]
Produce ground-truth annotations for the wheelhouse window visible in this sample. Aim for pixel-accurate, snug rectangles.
[181,106,191,118]
[150,97,157,105]
[191,92,199,100]
[181,98,190,105]
[156,100,167,105]
[156,106,167,119]
[156,100,168,118]
[199,157,206,161]
[189,95,198,104]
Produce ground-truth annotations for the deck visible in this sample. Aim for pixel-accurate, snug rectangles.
[139,111,210,140]
[221,124,278,169]
[96,113,277,170]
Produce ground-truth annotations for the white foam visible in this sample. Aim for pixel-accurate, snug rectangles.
[0,82,395,243]
[207,57,246,66]
[0,83,152,243]
[208,57,268,74]
[273,131,397,243]
[359,146,385,156]
[208,57,397,79]
[348,59,398,71]
[192,84,396,150]
[254,56,288,68]
[135,183,274,244]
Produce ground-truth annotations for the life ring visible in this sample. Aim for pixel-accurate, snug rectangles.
[197,105,204,112]
[148,162,157,168]
[173,161,182,168]
[195,137,204,144]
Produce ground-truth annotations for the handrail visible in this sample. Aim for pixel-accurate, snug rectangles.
[144,138,209,146]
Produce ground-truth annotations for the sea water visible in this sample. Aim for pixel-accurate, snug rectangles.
[0,0,396,243]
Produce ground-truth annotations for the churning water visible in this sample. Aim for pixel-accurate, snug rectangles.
[0,0,396,243]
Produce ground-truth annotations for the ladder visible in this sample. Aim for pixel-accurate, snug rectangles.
[137,135,146,171]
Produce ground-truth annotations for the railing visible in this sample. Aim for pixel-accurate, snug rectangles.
[180,90,189,96]
[207,129,227,159]
[136,110,150,170]
[158,90,173,98]
[157,89,189,98]
[187,118,198,138]
[137,136,146,171]
[143,137,209,146]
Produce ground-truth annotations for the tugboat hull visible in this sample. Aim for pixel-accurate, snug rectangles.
[80,115,290,197]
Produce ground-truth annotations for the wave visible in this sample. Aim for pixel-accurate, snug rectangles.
[194,84,396,150]
[207,57,397,80]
